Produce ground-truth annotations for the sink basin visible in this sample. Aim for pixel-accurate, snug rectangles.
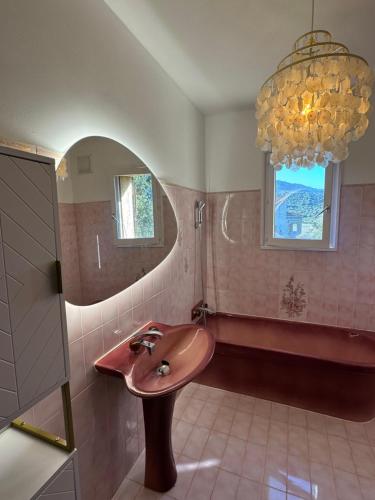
[95,321,215,397]
[95,321,215,493]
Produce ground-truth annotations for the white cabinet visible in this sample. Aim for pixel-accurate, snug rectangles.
[0,148,69,428]
[0,147,78,499]
[0,428,80,500]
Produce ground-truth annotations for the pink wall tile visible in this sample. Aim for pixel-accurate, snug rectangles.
[117,309,133,339]
[320,298,339,326]
[306,296,324,325]
[354,303,371,330]
[102,318,121,351]
[117,287,132,315]
[360,217,375,249]
[82,326,104,385]
[100,295,118,325]
[356,271,375,305]
[207,184,375,331]
[341,185,363,218]
[338,271,357,302]
[32,388,63,427]
[69,338,87,398]
[131,281,144,308]
[81,303,102,335]
[337,300,355,328]
[361,185,375,217]
[368,309,375,332]
[65,302,82,342]
[58,203,83,305]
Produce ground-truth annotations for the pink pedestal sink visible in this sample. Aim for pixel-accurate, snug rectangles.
[95,321,215,492]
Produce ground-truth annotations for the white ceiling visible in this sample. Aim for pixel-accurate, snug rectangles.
[106,0,375,113]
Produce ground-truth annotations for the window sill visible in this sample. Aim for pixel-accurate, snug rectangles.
[260,244,338,252]
[114,240,165,248]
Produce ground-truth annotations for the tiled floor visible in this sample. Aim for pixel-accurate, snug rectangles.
[113,383,375,500]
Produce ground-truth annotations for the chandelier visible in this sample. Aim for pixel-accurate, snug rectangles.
[255,0,374,170]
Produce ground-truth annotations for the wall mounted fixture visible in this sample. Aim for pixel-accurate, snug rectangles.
[194,200,206,229]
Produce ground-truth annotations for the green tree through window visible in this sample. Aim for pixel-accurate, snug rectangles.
[133,174,154,238]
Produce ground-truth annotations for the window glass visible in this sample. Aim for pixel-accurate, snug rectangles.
[273,165,326,240]
[263,157,340,251]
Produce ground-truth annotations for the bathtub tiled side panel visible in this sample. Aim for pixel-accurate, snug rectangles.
[206,185,375,331]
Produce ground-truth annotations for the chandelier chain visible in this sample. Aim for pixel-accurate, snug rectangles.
[311,0,315,33]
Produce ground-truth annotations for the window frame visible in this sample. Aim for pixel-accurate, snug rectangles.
[261,154,341,251]
[112,173,164,248]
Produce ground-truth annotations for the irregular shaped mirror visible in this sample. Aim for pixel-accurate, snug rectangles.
[56,137,177,305]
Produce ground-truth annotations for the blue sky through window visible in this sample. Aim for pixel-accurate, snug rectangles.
[276,164,325,189]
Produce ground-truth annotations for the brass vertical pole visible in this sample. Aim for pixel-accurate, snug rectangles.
[61,382,75,452]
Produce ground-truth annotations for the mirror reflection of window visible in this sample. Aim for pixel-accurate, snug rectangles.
[115,174,155,239]
[114,173,162,246]
[118,175,135,238]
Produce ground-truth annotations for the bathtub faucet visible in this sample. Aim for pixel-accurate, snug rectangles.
[196,305,215,316]
[192,303,215,326]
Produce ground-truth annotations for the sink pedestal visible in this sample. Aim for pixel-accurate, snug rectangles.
[95,321,215,491]
[142,392,177,492]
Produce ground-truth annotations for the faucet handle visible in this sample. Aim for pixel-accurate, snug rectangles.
[141,340,156,355]
[129,338,156,355]
[148,326,164,337]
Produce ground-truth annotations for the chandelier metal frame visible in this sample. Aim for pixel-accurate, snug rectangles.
[262,32,369,88]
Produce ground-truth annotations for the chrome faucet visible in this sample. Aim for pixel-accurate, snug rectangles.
[196,305,215,315]
[129,327,164,355]
[192,303,215,327]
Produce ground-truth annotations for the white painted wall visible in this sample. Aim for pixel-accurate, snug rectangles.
[205,107,375,192]
[0,0,205,191]
[343,115,375,185]
[205,108,263,192]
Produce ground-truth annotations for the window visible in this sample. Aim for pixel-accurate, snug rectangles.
[113,173,163,246]
[263,157,341,250]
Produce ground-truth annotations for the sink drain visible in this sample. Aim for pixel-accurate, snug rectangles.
[156,360,170,376]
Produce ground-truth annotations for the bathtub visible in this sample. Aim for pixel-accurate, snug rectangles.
[195,313,375,421]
